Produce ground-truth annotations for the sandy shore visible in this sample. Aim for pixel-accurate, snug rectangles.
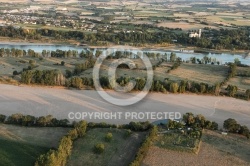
[0,84,249,128]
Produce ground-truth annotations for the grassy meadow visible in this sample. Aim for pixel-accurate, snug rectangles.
[67,128,147,166]
[0,124,70,166]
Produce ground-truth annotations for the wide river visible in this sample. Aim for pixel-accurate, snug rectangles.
[0,42,250,65]
[0,84,249,128]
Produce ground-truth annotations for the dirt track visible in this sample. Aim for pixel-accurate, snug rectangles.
[0,84,249,128]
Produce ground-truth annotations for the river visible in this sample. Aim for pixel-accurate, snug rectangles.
[0,42,249,65]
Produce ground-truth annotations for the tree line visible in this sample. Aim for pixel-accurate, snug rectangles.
[1,26,250,50]
[0,114,70,127]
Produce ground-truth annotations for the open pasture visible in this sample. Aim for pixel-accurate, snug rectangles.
[0,124,70,166]
[67,128,147,166]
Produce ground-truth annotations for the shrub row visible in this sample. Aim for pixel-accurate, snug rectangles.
[130,126,158,166]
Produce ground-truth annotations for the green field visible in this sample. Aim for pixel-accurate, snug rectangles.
[67,128,147,166]
[0,124,70,166]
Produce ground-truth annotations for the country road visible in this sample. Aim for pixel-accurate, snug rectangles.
[0,84,250,128]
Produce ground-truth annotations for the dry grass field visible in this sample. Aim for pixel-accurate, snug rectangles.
[157,22,216,31]
[155,63,228,85]
[0,57,81,76]
[67,128,147,166]
[227,77,250,91]
[142,130,250,166]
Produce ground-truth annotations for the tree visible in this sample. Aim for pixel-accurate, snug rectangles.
[68,129,78,140]
[22,115,36,126]
[179,80,187,93]
[74,121,87,137]
[105,132,113,142]
[200,83,207,94]
[7,113,23,125]
[229,63,237,78]
[234,58,241,66]
[223,118,240,133]
[94,143,105,154]
[36,115,53,127]
[246,89,250,100]
[42,50,47,57]
[70,77,83,89]
[21,70,33,84]
[170,52,176,62]
[195,114,206,128]
[226,85,238,97]
[0,114,6,123]
[211,121,219,130]
[213,83,221,96]
[239,125,250,139]
[170,82,179,93]
[183,113,195,126]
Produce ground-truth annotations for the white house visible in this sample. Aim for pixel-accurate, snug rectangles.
[189,29,202,38]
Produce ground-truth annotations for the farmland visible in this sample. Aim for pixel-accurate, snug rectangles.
[67,128,147,166]
[0,124,70,166]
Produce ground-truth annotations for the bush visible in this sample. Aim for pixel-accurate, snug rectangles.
[61,61,65,66]
[13,70,18,76]
[105,132,113,142]
[29,60,36,65]
[94,143,105,154]
[124,129,132,138]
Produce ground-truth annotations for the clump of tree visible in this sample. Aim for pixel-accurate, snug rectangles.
[223,118,249,139]
[166,119,184,129]
[182,113,218,130]
[21,70,65,86]
[74,59,95,75]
